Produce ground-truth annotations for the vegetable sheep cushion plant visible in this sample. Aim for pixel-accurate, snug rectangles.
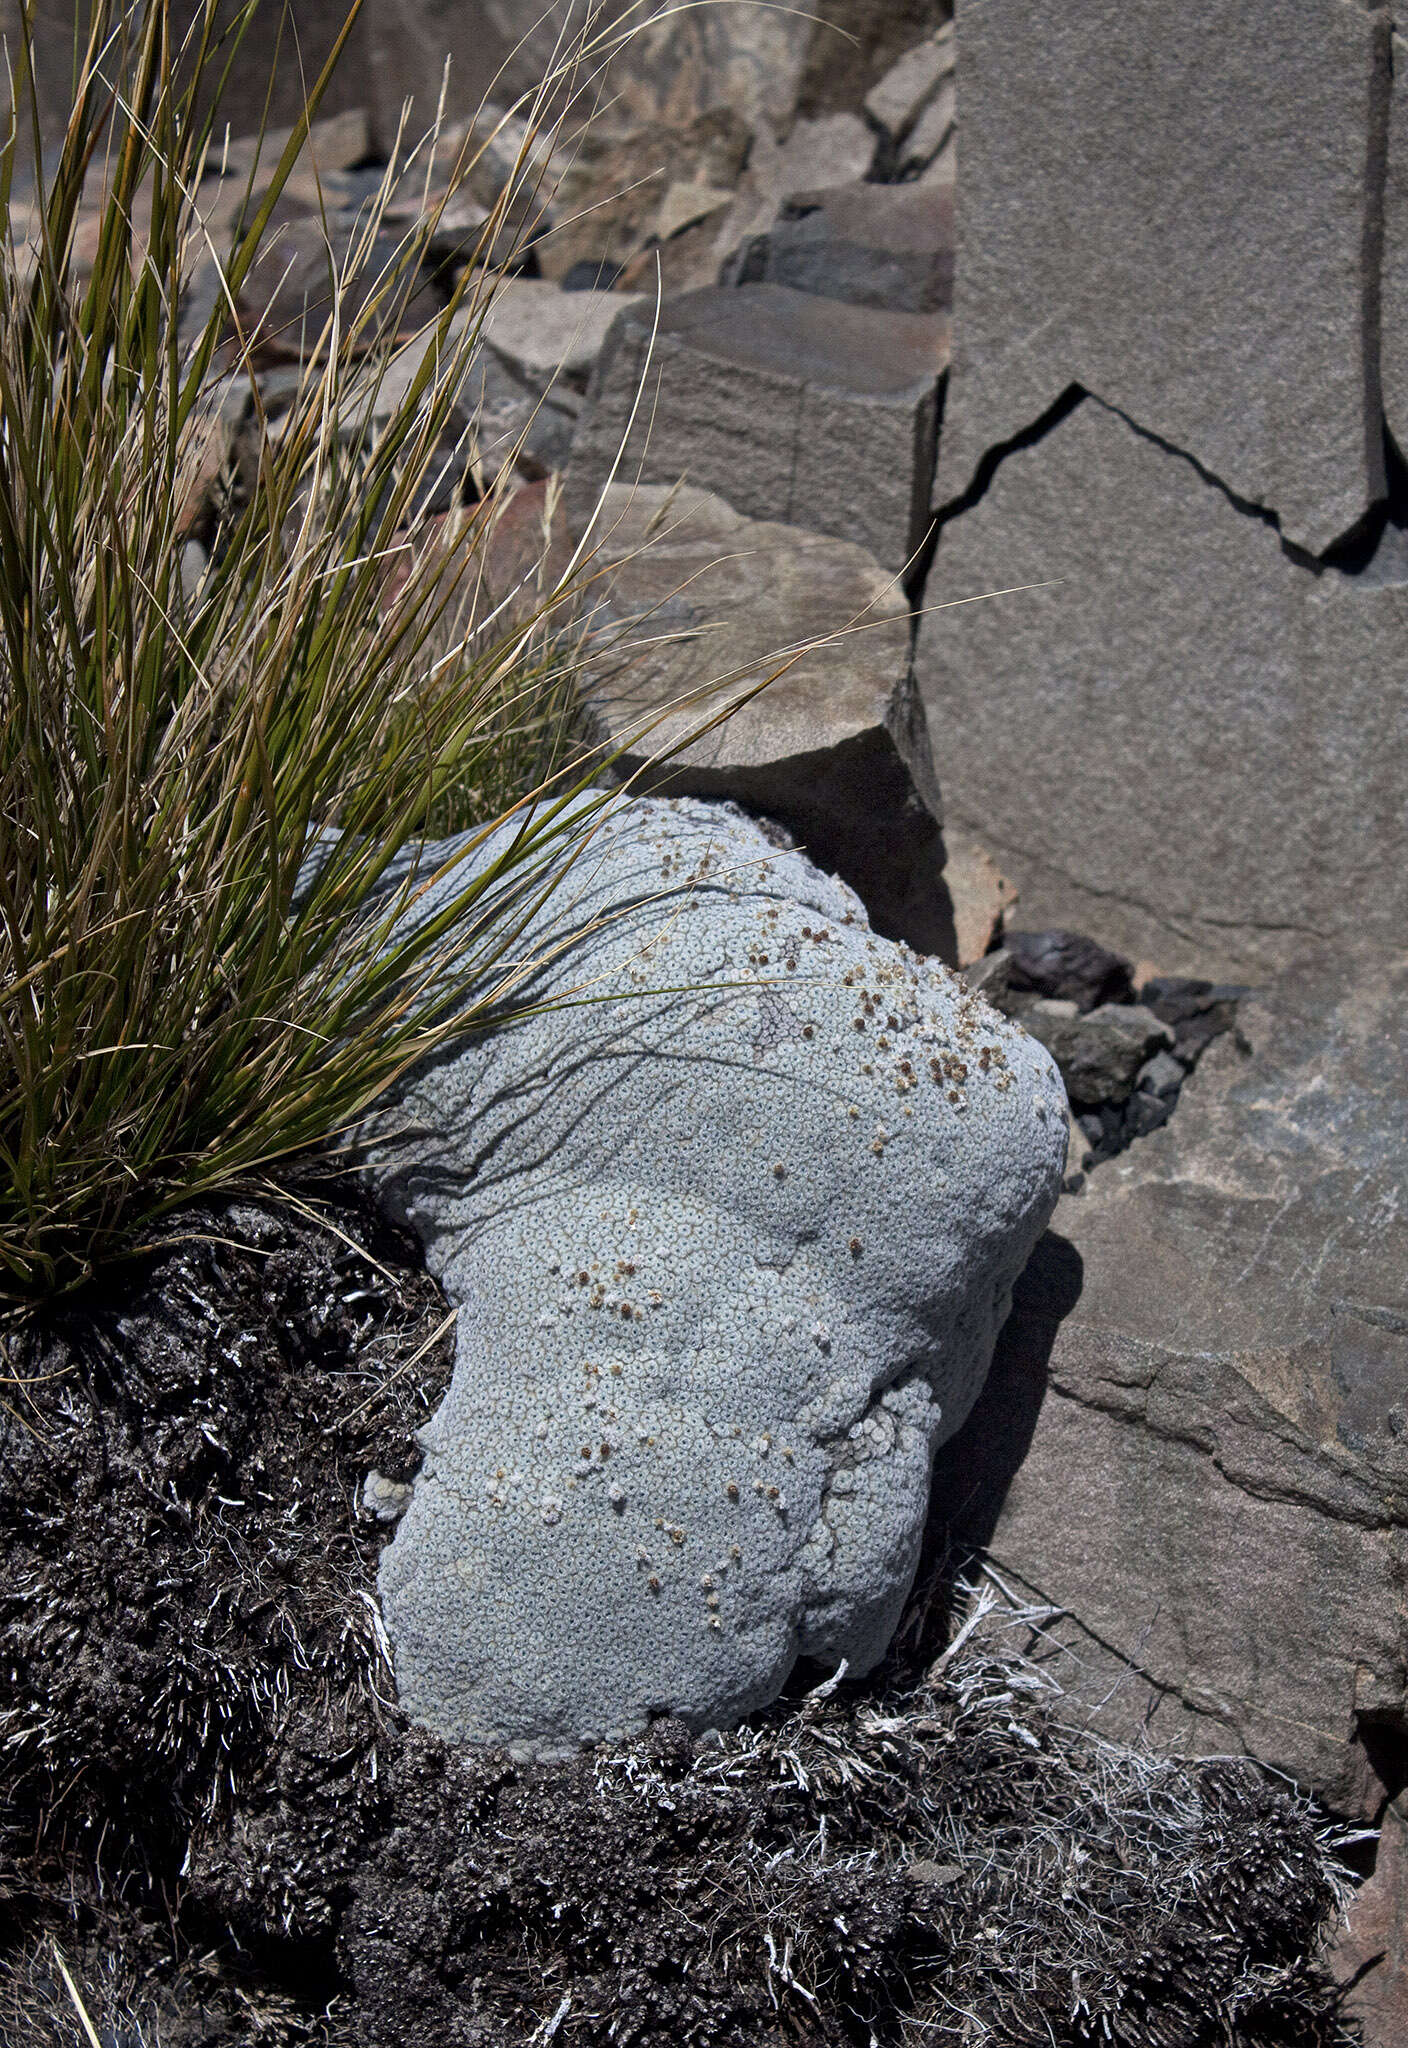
[372,799,1067,1755]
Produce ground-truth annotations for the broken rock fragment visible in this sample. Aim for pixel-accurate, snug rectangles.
[568,284,948,572]
[371,798,1066,1757]
[865,24,953,149]
[477,279,648,399]
[720,182,955,315]
[1002,929,1134,1012]
[1017,1000,1172,1107]
[580,482,952,954]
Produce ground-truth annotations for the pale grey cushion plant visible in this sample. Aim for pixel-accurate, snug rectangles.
[369,797,1067,1756]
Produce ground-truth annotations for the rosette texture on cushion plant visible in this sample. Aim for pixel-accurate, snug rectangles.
[371,798,1066,1756]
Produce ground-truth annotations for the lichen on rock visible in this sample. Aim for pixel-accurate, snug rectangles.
[370,798,1066,1756]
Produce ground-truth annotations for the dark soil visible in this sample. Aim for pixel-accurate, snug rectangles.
[0,1187,1360,2047]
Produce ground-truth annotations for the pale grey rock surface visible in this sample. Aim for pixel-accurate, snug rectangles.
[704,113,882,282]
[931,957,1408,1821]
[581,483,954,954]
[372,798,1066,1755]
[478,279,648,396]
[938,0,1389,554]
[918,397,1408,978]
[567,284,948,571]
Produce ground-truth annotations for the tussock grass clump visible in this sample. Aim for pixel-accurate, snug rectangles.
[0,0,637,1301]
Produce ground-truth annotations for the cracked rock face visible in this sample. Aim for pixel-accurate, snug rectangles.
[370,798,1066,1756]
[939,0,1388,554]
[919,397,1408,977]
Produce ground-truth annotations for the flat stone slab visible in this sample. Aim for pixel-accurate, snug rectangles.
[931,957,1408,1820]
[581,483,951,953]
[566,284,948,573]
[371,798,1066,1757]
[478,279,648,395]
[720,181,955,314]
[917,396,1408,977]
[938,0,1389,555]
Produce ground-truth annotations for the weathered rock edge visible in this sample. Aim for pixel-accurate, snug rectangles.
[369,798,1066,1756]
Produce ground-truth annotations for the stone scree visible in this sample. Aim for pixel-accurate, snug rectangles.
[921,0,1408,980]
[370,799,1066,1757]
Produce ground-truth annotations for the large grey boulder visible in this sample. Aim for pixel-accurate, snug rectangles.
[917,397,1408,978]
[931,958,1408,1822]
[581,483,954,954]
[566,284,948,573]
[371,798,1067,1756]
[939,0,1389,555]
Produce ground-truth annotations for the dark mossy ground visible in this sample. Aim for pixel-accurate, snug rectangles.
[0,1186,1362,2046]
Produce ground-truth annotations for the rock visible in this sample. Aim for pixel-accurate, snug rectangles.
[376,478,574,637]
[1005,929,1133,1011]
[1138,976,1246,1064]
[355,0,561,144]
[176,376,253,542]
[1136,1050,1185,1100]
[578,483,953,955]
[705,110,880,280]
[236,202,444,363]
[462,355,576,482]
[1332,1792,1408,2048]
[938,0,1389,555]
[1017,1001,1173,1107]
[943,828,1017,966]
[1383,32,1408,471]
[568,284,948,573]
[371,797,1067,1756]
[902,68,955,183]
[918,398,1408,979]
[864,24,953,146]
[347,323,576,484]
[720,182,954,315]
[1121,1085,1172,1140]
[563,260,626,292]
[1061,1105,1089,1193]
[610,3,818,136]
[216,105,372,194]
[929,960,1408,1821]
[530,110,751,287]
[477,279,648,397]
[655,182,736,244]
